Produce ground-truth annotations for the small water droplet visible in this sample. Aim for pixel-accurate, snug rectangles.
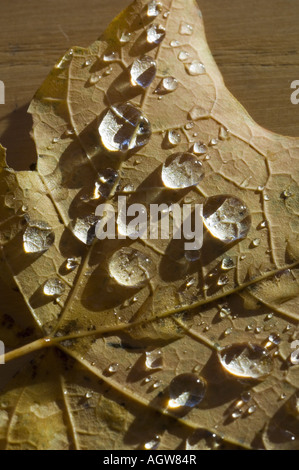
[167,129,181,146]
[43,278,65,297]
[107,363,119,374]
[170,40,181,47]
[192,143,207,156]
[282,189,293,199]
[162,152,205,189]
[145,350,163,370]
[224,328,233,336]
[152,380,162,389]
[99,103,151,152]
[219,306,231,319]
[266,313,274,320]
[23,220,55,253]
[259,220,267,229]
[147,0,162,17]
[85,391,93,399]
[241,391,251,403]
[218,343,273,379]
[109,247,155,288]
[185,60,206,76]
[103,51,119,62]
[203,195,251,243]
[66,257,79,271]
[83,59,92,67]
[231,409,242,419]
[130,56,157,88]
[119,31,131,44]
[156,76,178,93]
[179,22,194,36]
[264,194,270,201]
[268,333,281,346]
[167,373,206,409]
[252,238,261,247]
[247,405,257,415]
[71,215,98,245]
[188,105,209,120]
[52,137,59,144]
[178,51,190,61]
[144,435,160,450]
[103,66,113,76]
[221,257,235,270]
[209,138,218,146]
[146,24,166,44]
[219,126,230,140]
[217,274,229,286]
[97,168,119,198]
[185,121,194,130]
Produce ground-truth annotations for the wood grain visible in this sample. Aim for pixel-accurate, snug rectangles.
[0,0,298,169]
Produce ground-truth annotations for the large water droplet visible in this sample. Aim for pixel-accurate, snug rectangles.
[162,152,205,189]
[99,103,151,152]
[71,215,98,245]
[168,373,206,409]
[109,247,155,288]
[23,221,55,253]
[218,343,273,379]
[147,1,162,17]
[43,278,65,297]
[185,61,206,76]
[203,195,251,243]
[145,350,163,370]
[146,24,166,44]
[130,56,157,88]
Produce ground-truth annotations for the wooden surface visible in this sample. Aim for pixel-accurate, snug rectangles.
[0,0,299,170]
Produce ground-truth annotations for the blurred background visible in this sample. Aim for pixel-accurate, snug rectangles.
[0,0,298,170]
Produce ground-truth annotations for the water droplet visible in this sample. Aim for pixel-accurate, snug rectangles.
[221,257,235,270]
[185,121,194,130]
[217,274,229,286]
[109,247,155,288]
[193,142,208,155]
[99,103,151,152]
[252,238,261,247]
[103,66,113,76]
[218,343,273,379]
[119,31,131,44]
[85,391,93,399]
[23,220,55,253]
[152,380,162,389]
[290,350,299,365]
[162,152,205,189]
[185,429,221,450]
[89,73,102,85]
[178,51,190,61]
[168,373,206,409]
[264,194,270,201]
[265,313,274,320]
[130,56,157,88]
[185,250,201,262]
[144,435,160,450]
[146,24,166,44]
[66,258,79,271]
[71,215,98,245]
[209,138,218,146]
[232,409,242,419]
[185,60,206,76]
[241,391,251,403]
[144,376,153,384]
[147,0,162,17]
[268,333,281,346]
[52,137,59,144]
[145,350,163,370]
[219,306,231,319]
[83,59,91,67]
[97,168,119,198]
[179,22,193,36]
[247,405,257,415]
[224,328,233,336]
[103,51,119,62]
[259,220,267,229]
[43,278,65,297]
[156,77,178,93]
[107,363,119,374]
[203,195,251,243]
[219,126,230,140]
[282,189,293,199]
[188,105,209,120]
[167,129,181,146]
[170,40,181,47]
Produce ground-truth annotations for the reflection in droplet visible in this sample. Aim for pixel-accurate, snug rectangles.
[66,258,79,271]
[185,61,206,76]
[162,153,205,189]
[221,257,234,270]
[43,278,65,297]
[168,373,206,409]
[203,196,251,243]
[99,103,151,152]
[71,215,98,245]
[109,247,155,288]
[23,221,55,253]
[130,56,157,88]
[146,24,166,44]
[96,168,119,198]
[217,274,229,286]
[218,343,273,379]
[167,129,181,146]
[145,350,163,370]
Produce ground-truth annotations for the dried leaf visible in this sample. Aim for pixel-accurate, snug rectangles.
[0,0,298,450]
